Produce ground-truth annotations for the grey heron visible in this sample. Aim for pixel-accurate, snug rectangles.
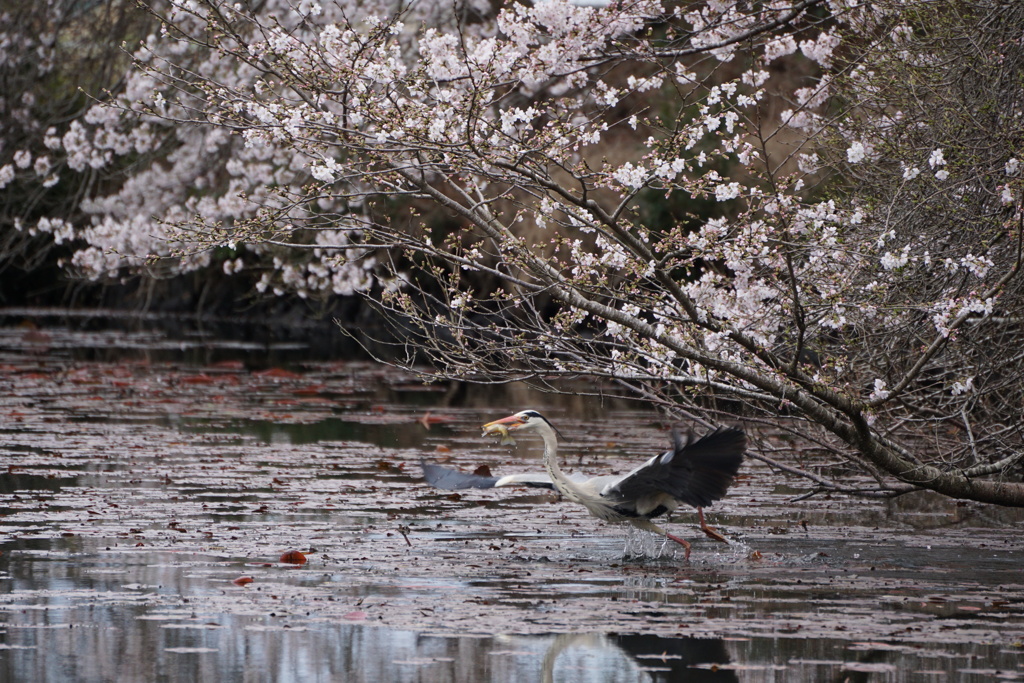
[421,410,746,559]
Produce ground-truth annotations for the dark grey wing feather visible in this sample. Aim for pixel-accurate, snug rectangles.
[600,427,746,508]
[420,459,499,490]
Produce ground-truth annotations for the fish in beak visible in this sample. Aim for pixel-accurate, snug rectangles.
[481,414,524,446]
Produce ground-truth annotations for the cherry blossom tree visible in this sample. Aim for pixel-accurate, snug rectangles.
[0,1,151,284]
[9,0,1024,503]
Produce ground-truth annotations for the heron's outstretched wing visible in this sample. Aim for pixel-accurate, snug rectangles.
[600,427,746,508]
[419,459,556,490]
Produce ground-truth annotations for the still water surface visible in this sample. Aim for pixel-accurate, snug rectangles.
[1,324,1023,681]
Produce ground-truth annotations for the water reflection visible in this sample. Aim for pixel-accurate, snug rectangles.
[541,634,737,682]
[0,611,740,683]
[180,415,442,449]
[0,472,75,496]
[2,538,734,682]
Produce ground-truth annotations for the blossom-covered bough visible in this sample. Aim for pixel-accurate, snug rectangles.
[8,0,1024,504]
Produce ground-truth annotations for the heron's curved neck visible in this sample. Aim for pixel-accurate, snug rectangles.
[539,424,585,502]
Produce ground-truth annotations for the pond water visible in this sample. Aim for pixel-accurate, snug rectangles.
[1,323,1024,681]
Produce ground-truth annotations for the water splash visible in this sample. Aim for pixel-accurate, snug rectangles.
[620,526,685,560]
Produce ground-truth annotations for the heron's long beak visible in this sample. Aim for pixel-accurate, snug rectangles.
[482,414,526,433]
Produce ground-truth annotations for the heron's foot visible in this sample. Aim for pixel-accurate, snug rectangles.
[665,532,692,561]
[700,524,729,544]
[696,507,729,544]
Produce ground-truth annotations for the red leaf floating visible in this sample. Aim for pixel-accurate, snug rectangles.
[279,550,307,565]
[418,412,453,429]
[233,576,254,586]
[255,368,302,380]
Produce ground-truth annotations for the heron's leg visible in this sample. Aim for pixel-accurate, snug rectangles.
[697,507,728,543]
[664,532,692,561]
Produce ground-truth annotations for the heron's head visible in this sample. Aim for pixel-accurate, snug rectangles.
[482,410,560,438]
[484,409,544,431]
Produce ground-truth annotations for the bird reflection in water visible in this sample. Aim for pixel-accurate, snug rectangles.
[537,633,738,683]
